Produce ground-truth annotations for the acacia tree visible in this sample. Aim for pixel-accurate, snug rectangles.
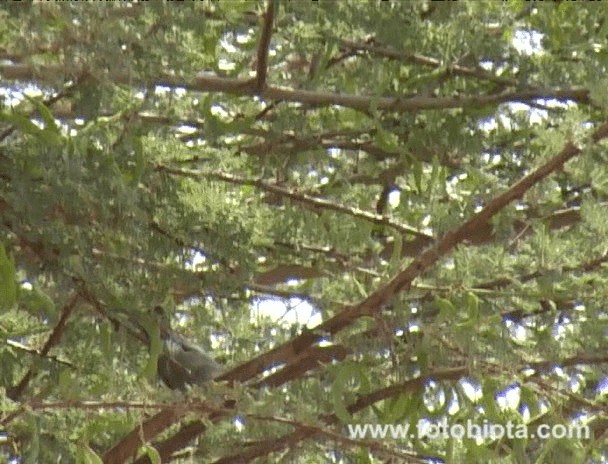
[1,1,607,463]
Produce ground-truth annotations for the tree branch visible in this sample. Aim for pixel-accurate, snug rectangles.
[0,63,591,114]
[155,164,433,241]
[7,293,79,401]
[118,119,608,464]
[254,0,275,92]
[215,120,606,385]
[338,38,526,89]
[214,367,468,463]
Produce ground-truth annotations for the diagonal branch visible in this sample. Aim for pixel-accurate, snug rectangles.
[246,414,428,463]
[102,408,185,464]
[7,293,80,401]
[214,366,468,464]
[221,121,607,385]
[218,350,608,463]
[5,339,75,369]
[115,120,608,463]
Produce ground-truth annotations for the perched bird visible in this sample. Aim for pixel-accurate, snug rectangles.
[153,306,222,391]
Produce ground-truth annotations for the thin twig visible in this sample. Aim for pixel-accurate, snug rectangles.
[155,164,433,241]
[7,294,80,401]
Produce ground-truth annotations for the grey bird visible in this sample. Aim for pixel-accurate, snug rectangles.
[153,306,222,391]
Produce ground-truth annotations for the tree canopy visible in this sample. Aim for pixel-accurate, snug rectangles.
[1,1,608,463]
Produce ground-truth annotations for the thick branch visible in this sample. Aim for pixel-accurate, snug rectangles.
[215,366,468,463]
[102,408,184,464]
[120,120,608,463]
[254,0,275,92]
[218,121,605,384]
[0,63,591,114]
[216,350,608,463]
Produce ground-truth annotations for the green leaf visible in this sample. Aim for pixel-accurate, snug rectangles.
[435,296,456,322]
[20,286,56,321]
[139,314,162,381]
[25,96,60,134]
[142,445,161,464]
[466,291,480,321]
[374,128,399,152]
[352,277,368,299]
[331,361,371,424]
[388,233,403,272]
[0,110,43,137]
[0,243,17,312]
[77,444,103,464]
[412,160,423,194]
[24,416,40,464]
[381,393,412,423]
[512,436,530,464]
[100,322,113,367]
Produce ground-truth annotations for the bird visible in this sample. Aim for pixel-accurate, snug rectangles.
[153,306,222,391]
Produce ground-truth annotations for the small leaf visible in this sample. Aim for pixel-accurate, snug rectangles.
[382,393,411,423]
[374,128,399,152]
[20,286,56,321]
[331,362,371,424]
[0,243,17,312]
[78,444,103,464]
[139,314,162,381]
[466,291,480,321]
[352,277,368,299]
[412,160,423,194]
[435,296,456,322]
[0,110,43,137]
[25,96,60,134]
[142,445,161,464]
[24,416,40,464]
[388,233,403,272]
